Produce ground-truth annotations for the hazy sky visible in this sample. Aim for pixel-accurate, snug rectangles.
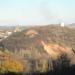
[0,0,75,25]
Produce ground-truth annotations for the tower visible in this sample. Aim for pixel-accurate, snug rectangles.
[14,25,21,32]
[60,22,64,27]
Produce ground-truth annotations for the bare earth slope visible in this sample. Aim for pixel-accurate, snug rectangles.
[1,25,75,65]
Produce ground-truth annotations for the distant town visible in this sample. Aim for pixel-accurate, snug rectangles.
[0,25,23,41]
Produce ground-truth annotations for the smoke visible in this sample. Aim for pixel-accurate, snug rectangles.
[40,0,55,20]
[39,0,63,24]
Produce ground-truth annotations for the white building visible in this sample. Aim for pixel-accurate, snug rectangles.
[6,31,12,35]
[14,25,21,32]
[60,22,64,27]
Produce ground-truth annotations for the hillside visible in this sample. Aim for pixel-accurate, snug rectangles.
[1,25,75,61]
[2,25,75,50]
[1,25,75,74]
[67,23,75,28]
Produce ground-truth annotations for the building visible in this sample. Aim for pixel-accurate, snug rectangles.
[14,25,21,32]
[60,22,64,27]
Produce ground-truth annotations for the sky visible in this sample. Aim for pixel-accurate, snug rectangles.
[0,0,75,26]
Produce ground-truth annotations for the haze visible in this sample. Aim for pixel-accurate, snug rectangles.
[0,0,75,25]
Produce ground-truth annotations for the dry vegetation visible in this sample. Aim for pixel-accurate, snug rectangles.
[0,25,75,74]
